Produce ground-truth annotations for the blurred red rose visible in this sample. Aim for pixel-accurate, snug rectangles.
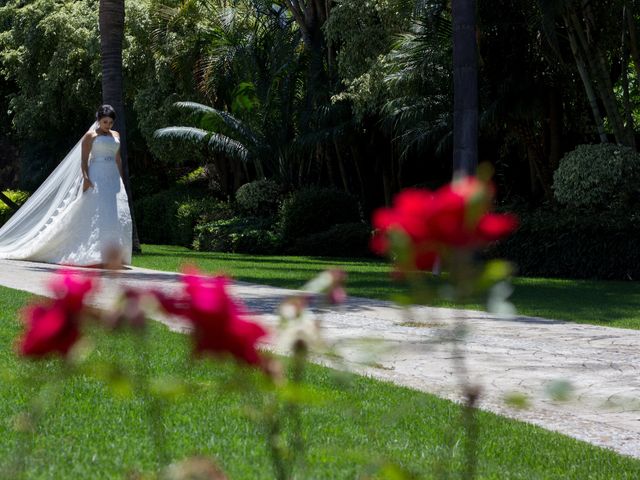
[371,177,518,269]
[18,270,95,358]
[154,269,266,366]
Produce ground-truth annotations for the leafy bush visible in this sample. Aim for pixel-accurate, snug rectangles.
[553,144,640,209]
[193,216,280,254]
[176,197,235,246]
[235,179,282,217]
[486,207,640,280]
[279,187,361,243]
[291,222,373,257]
[177,166,208,186]
[134,187,231,246]
[0,190,30,227]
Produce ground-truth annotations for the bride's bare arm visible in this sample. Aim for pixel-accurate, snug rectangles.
[112,131,124,179]
[115,150,124,179]
[81,133,94,192]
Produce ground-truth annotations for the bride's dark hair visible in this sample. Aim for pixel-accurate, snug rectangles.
[96,104,116,121]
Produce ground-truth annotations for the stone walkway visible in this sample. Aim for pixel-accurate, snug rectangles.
[1,259,639,458]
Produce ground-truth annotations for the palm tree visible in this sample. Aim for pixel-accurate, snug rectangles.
[154,101,272,187]
[382,5,453,162]
[99,0,141,251]
[452,0,478,176]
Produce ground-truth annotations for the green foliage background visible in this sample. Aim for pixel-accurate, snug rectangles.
[1,0,639,277]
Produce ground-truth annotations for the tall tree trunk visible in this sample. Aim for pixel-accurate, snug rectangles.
[622,7,637,150]
[515,122,554,201]
[333,138,350,192]
[99,0,141,253]
[625,3,640,81]
[548,88,563,172]
[283,0,330,102]
[569,9,631,146]
[564,17,609,143]
[452,0,478,176]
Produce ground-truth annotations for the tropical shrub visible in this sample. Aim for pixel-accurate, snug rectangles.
[235,179,282,217]
[176,197,234,246]
[193,216,279,254]
[553,144,640,209]
[279,187,361,243]
[0,190,29,227]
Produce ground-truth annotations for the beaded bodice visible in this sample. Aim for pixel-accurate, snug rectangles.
[90,135,120,161]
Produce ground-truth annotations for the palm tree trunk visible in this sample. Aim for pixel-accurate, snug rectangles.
[452,0,478,176]
[99,0,141,253]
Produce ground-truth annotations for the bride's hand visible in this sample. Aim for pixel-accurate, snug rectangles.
[83,178,94,192]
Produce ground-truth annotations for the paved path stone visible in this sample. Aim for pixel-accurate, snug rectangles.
[1,259,639,458]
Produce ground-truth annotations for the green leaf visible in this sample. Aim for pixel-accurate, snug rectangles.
[390,293,413,306]
[86,362,134,399]
[108,375,135,399]
[475,259,514,294]
[149,376,189,400]
[504,391,530,409]
[545,379,574,402]
[276,384,330,405]
[377,462,418,479]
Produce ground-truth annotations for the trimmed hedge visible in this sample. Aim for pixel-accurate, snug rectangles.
[553,144,640,209]
[486,207,640,280]
[235,179,282,217]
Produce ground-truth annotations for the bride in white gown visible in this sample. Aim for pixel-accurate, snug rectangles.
[0,105,132,267]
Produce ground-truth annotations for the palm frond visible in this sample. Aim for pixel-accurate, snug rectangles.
[173,101,219,116]
[173,101,263,147]
[212,110,263,147]
[153,126,210,142]
[207,133,251,162]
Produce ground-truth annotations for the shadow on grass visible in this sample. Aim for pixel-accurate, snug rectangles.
[136,246,640,328]
[510,279,640,327]
[136,246,384,267]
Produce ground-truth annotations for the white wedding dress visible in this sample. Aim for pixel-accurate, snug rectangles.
[0,128,132,266]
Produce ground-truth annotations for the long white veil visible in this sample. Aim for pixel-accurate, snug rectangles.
[0,122,98,258]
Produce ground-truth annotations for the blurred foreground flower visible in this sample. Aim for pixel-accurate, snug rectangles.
[154,268,267,367]
[18,270,96,358]
[103,288,147,331]
[302,268,347,305]
[371,177,518,271]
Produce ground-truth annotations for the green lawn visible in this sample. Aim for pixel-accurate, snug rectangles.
[133,245,640,330]
[1,286,640,479]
